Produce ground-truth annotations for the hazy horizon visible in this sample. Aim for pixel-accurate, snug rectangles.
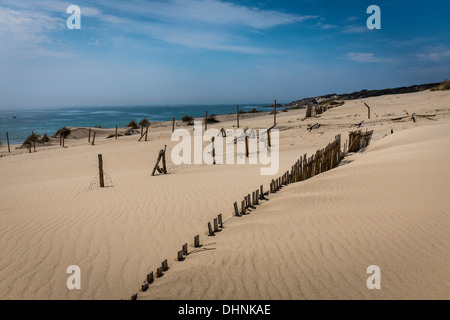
[1,0,449,109]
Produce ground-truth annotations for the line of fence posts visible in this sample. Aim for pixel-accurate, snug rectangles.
[128,133,363,300]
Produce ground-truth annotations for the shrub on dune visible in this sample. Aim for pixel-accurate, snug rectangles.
[54,127,71,138]
[127,120,139,129]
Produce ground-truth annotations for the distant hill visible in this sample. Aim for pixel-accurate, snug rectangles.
[284,82,441,108]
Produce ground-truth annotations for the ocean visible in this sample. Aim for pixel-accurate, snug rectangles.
[0,104,272,145]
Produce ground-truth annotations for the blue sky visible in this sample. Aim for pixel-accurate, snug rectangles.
[0,0,449,108]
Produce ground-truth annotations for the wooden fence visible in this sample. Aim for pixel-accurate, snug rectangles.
[348,130,374,153]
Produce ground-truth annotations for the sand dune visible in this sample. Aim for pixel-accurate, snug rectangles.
[140,122,450,300]
[0,90,449,300]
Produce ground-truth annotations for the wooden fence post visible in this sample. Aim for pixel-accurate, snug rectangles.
[364,103,371,120]
[147,272,154,284]
[162,259,169,271]
[218,214,223,228]
[145,124,149,141]
[115,125,118,139]
[213,218,219,233]
[260,185,264,199]
[98,154,105,188]
[6,132,11,152]
[212,137,216,165]
[234,202,240,217]
[88,128,91,143]
[208,222,214,236]
[245,135,249,158]
[267,129,271,148]
[237,105,240,129]
[194,235,200,248]
[177,251,184,262]
[172,117,176,133]
[274,99,277,126]
[152,150,163,176]
[92,132,96,146]
[162,145,167,174]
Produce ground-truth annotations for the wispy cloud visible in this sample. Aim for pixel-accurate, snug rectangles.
[341,24,369,34]
[0,5,76,59]
[346,52,393,63]
[0,0,317,56]
[416,45,450,62]
[98,0,317,30]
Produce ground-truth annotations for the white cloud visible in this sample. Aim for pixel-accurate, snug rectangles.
[99,0,317,30]
[346,52,391,63]
[417,50,450,62]
[341,24,368,34]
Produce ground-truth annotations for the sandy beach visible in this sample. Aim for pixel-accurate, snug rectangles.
[0,90,449,300]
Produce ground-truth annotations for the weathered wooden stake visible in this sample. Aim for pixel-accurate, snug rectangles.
[152,150,163,176]
[7,132,11,152]
[208,222,214,236]
[147,272,154,284]
[364,103,371,120]
[274,99,277,126]
[260,185,264,199]
[213,218,219,232]
[162,259,169,271]
[145,124,149,141]
[212,137,216,165]
[131,293,138,300]
[237,105,240,128]
[245,135,249,158]
[177,251,184,262]
[183,243,188,256]
[218,214,223,228]
[162,145,167,174]
[172,117,176,133]
[157,267,164,278]
[98,154,105,188]
[194,235,200,248]
[234,202,240,216]
[241,200,246,215]
[92,132,96,145]
[88,128,91,142]
[142,282,149,292]
[267,129,271,148]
